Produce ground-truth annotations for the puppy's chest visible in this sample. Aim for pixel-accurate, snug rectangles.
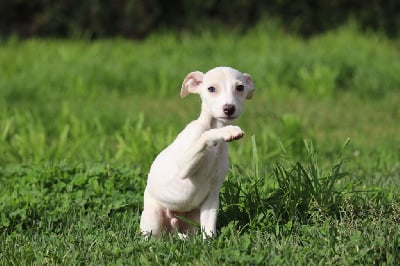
[200,144,229,178]
[150,144,228,211]
[171,145,228,211]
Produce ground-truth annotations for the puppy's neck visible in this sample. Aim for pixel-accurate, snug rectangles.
[198,107,229,129]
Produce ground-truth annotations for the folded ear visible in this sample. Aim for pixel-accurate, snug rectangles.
[180,71,204,98]
[243,73,255,99]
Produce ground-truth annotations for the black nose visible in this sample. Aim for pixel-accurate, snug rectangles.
[223,104,236,116]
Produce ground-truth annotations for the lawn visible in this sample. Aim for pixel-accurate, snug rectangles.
[1,23,399,264]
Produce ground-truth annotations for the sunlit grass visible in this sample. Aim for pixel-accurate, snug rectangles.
[1,23,399,264]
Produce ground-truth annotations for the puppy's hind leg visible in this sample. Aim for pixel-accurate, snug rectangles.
[140,191,164,239]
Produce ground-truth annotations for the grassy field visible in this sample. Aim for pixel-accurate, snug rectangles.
[1,23,400,264]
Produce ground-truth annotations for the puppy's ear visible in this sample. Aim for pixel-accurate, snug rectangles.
[243,73,255,100]
[180,71,203,98]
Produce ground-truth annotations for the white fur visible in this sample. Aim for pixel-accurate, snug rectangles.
[140,66,255,239]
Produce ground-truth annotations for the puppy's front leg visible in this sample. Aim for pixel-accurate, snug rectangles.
[200,189,220,239]
[177,125,244,179]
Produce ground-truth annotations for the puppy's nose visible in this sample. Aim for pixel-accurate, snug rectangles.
[223,104,236,116]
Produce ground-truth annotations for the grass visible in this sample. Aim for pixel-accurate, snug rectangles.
[1,23,400,264]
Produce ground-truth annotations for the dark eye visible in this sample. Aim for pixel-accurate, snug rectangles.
[208,86,216,93]
[236,85,244,92]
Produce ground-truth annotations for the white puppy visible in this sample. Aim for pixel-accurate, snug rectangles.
[140,66,255,239]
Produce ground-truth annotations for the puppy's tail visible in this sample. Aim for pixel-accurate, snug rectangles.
[166,209,179,231]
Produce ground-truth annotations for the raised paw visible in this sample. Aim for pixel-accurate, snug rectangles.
[222,125,244,142]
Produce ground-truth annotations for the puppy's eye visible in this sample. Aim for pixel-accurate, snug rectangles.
[236,85,244,92]
[208,87,216,93]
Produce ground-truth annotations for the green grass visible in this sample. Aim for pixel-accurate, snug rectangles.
[1,23,400,264]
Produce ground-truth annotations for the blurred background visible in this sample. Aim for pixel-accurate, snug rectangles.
[1,0,399,164]
[1,0,400,38]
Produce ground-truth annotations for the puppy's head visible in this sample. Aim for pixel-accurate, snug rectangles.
[180,67,255,123]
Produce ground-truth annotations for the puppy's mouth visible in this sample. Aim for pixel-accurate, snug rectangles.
[219,116,237,121]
